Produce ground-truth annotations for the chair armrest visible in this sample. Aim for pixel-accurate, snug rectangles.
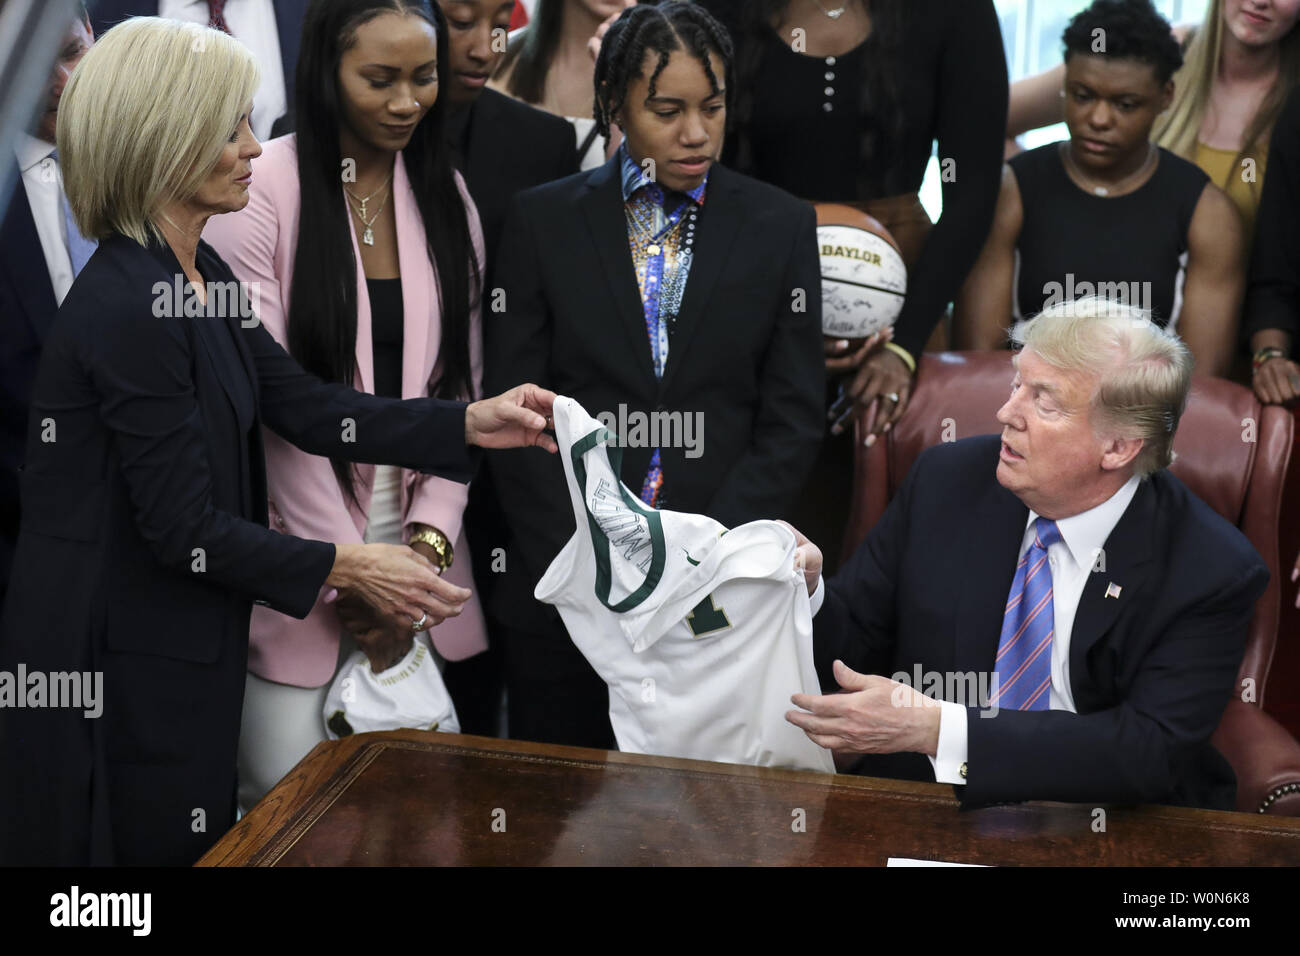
[1211,698,1300,815]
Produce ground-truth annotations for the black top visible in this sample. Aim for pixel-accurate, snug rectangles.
[1245,85,1300,340]
[741,28,868,198]
[1009,144,1208,329]
[698,0,1009,358]
[366,277,404,399]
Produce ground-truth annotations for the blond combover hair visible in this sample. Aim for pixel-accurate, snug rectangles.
[1152,0,1300,192]
[1011,297,1193,480]
[57,16,259,245]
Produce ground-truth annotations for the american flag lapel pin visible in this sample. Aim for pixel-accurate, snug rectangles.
[1105,582,1122,600]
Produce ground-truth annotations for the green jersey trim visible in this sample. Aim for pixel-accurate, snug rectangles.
[571,426,667,613]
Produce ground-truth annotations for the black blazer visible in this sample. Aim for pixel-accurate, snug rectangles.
[0,171,58,604]
[459,88,579,290]
[816,435,1269,811]
[90,1,306,134]
[456,89,578,623]
[0,233,477,865]
[485,156,824,632]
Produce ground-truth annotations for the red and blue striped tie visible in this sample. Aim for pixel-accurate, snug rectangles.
[992,518,1060,710]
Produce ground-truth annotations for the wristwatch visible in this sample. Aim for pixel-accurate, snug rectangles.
[409,525,454,572]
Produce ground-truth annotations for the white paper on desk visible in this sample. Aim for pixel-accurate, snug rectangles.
[887,857,988,867]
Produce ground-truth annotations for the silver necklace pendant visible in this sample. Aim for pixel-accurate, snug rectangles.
[363,227,375,246]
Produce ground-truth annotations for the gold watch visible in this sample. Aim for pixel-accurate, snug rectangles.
[409,525,454,572]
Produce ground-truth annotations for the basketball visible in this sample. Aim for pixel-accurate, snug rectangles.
[815,203,908,342]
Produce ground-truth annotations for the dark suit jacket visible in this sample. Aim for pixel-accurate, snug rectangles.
[0,233,477,865]
[0,171,58,604]
[456,89,578,626]
[459,88,579,292]
[485,156,825,634]
[90,1,306,134]
[815,434,1269,811]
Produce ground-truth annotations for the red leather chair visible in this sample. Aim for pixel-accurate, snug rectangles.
[845,351,1300,815]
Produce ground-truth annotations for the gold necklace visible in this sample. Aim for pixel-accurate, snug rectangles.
[345,177,392,246]
[1060,142,1156,197]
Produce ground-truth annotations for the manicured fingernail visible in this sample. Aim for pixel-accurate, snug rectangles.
[883,422,891,433]
[1293,567,1298,582]
[864,434,875,447]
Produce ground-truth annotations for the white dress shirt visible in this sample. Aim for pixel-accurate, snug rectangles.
[159,0,286,141]
[927,475,1142,783]
[807,474,1142,784]
[14,133,74,305]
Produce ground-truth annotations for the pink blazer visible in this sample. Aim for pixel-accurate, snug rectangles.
[204,135,488,687]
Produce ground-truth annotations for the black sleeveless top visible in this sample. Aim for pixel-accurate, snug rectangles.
[1009,144,1209,328]
[366,277,404,399]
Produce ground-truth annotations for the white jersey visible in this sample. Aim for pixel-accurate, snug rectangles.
[536,397,835,773]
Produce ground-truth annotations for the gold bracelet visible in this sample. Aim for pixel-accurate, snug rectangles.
[883,341,916,374]
[409,525,454,572]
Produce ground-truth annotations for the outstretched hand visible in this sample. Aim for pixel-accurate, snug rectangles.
[786,660,942,758]
[465,384,559,452]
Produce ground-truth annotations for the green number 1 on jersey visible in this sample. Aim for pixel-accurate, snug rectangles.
[687,593,731,637]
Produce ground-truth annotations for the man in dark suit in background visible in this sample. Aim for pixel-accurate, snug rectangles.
[786,296,1268,811]
[90,0,307,139]
[486,4,824,749]
[0,4,95,605]
[438,0,579,285]
[436,0,580,737]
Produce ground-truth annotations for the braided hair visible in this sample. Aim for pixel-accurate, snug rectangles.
[593,3,735,143]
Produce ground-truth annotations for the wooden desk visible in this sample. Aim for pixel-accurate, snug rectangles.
[199,730,1300,866]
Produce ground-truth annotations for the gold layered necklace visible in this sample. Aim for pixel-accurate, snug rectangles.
[345,172,393,246]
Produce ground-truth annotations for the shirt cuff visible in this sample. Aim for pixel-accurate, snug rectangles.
[927,699,969,785]
[809,576,825,616]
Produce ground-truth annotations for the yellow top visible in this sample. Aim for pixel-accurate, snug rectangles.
[1193,140,1268,249]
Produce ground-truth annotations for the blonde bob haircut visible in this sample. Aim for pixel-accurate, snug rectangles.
[57,16,259,245]
[1010,296,1193,480]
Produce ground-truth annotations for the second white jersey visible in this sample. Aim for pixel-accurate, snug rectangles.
[535,397,834,773]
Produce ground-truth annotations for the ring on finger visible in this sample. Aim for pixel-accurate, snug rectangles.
[411,611,428,632]
[885,392,900,403]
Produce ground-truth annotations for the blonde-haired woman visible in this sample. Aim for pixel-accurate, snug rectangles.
[0,16,557,866]
[1009,0,1300,245]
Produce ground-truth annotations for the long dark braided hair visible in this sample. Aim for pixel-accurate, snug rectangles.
[593,3,735,142]
[717,0,903,196]
[290,0,479,505]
